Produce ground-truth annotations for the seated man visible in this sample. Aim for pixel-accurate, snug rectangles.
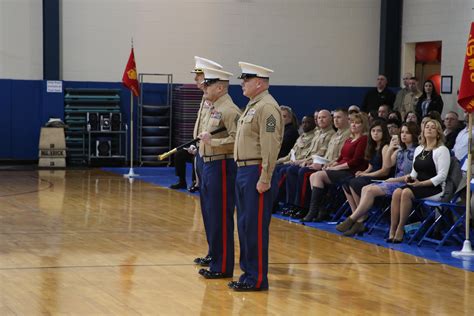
[283,109,351,217]
[170,147,198,190]
[387,118,401,136]
[273,116,316,211]
[377,104,390,120]
[443,111,464,150]
[278,105,299,158]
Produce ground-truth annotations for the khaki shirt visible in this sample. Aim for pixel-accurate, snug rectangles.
[324,127,351,162]
[276,129,315,164]
[303,126,336,160]
[199,94,241,157]
[400,90,422,118]
[393,88,410,112]
[234,90,283,183]
[193,98,212,139]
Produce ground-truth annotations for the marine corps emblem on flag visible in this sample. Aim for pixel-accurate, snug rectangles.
[266,114,276,132]
[122,47,140,97]
[127,68,137,81]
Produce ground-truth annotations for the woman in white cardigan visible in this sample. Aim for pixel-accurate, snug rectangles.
[388,119,450,243]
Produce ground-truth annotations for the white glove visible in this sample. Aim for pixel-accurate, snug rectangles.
[187,144,197,155]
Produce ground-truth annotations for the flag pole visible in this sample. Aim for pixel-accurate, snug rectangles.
[124,38,139,178]
[452,112,474,257]
[124,90,139,178]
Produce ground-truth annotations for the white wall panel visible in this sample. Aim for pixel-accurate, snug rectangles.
[61,0,380,86]
[0,0,43,80]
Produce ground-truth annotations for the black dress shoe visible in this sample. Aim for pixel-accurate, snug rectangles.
[188,184,199,193]
[170,182,187,190]
[199,269,232,279]
[229,281,268,292]
[194,255,212,266]
[291,209,308,219]
[280,207,291,216]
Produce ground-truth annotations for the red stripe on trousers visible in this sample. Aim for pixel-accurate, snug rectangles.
[221,160,227,273]
[300,172,312,207]
[278,173,286,188]
[257,164,264,288]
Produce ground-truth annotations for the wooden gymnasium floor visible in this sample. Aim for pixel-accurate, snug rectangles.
[1,169,473,315]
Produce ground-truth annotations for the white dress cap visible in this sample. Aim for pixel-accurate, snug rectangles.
[201,67,233,83]
[238,61,274,79]
[192,56,223,73]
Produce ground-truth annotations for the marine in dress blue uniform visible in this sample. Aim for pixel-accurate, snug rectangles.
[190,57,224,266]
[196,67,242,279]
[229,62,283,291]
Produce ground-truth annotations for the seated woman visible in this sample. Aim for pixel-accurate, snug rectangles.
[301,112,369,222]
[336,122,420,236]
[404,111,418,125]
[388,119,450,243]
[342,120,391,214]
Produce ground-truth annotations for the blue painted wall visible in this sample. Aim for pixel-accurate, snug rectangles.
[0,79,64,160]
[0,79,388,160]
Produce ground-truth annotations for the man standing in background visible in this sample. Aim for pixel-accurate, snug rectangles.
[393,72,413,112]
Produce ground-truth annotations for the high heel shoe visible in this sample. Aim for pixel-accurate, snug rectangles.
[385,238,394,243]
[336,217,355,232]
[392,238,404,244]
[392,232,404,244]
[343,222,365,236]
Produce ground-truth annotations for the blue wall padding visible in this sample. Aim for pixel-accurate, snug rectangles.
[0,80,12,158]
[0,79,379,160]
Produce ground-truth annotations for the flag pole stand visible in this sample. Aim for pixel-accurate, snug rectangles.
[452,112,474,258]
[124,91,139,178]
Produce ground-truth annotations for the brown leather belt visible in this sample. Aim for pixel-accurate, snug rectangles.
[202,154,234,163]
[236,159,262,167]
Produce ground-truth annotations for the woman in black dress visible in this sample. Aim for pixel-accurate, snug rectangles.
[343,120,391,214]
[388,119,450,243]
[415,80,444,118]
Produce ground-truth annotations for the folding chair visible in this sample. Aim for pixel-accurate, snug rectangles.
[416,193,466,250]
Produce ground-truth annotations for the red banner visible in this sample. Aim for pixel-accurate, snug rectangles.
[458,22,474,112]
[122,48,140,97]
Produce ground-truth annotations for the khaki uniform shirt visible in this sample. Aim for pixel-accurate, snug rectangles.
[199,94,241,157]
[400,90,422,118]
[276,129,315,164]
[393,88,410,112]
[193,98,212,139]
[324,127,351,162]
[234,90,283,183]
[303,126,336,160]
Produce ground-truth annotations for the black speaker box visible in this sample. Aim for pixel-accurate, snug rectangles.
[111,113,121,131]
[87,112,99,131]
[96,138,111,156]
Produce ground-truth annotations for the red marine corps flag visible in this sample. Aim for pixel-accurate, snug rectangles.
[452,22,474,258]
[122,47,140,97]
[458,22,474,112]
[123,43,140,179]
